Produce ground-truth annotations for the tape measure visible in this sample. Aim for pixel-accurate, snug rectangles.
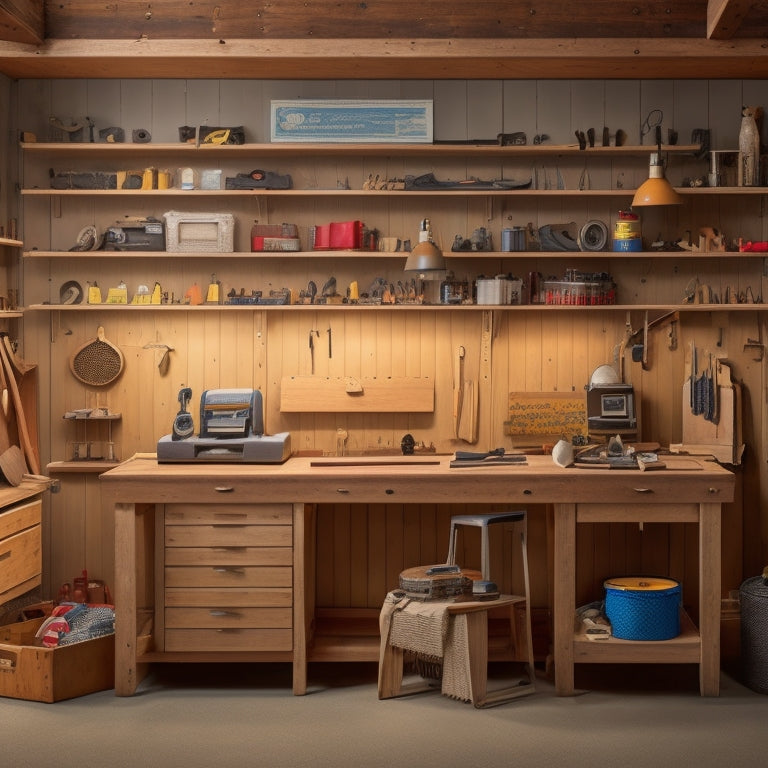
[577,220,609,251]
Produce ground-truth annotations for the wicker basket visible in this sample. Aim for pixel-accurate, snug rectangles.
[740,575,768,694]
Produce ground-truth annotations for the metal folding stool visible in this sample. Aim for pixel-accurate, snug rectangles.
[447,511,535,698]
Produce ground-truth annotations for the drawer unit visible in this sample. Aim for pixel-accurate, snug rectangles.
[162,502,293,653]
[0,499,42,604]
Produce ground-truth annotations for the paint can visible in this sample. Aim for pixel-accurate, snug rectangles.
[612,210,642,252]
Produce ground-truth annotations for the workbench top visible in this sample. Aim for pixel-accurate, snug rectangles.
[100,453,734,506]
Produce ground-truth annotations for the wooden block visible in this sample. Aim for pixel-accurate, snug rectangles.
[637,457,666,471]
[280,376,434,413]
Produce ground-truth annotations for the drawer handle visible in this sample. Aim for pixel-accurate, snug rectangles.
[337,488,350,494]
[212,546,247,552]
[708,487,720,494]
[633,488,653,494]
[213,567,245,575]
[213,512,248,518]
[214,486,235,493]
[209,610,242,618]
[0,550,10,562]
[212,524,247,529]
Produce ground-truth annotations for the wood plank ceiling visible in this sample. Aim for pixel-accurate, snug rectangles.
[0,1,766,79]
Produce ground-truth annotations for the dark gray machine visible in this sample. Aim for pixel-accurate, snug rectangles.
[157,387,291,463]
[586,383,637,436]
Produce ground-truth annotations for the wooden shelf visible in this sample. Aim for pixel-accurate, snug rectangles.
[20,141,701,158]
[307,611,523,663]
[47,460,121,474]
[22,185,768,199]
[26,302,766,313]
[63,412,121,421]
[0,237,23,248]
[21,187,639,197]
[23,249,766,261]
[25,249,411,260]
[573,610,701,665]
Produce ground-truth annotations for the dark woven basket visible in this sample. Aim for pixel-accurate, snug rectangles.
[740,575,768,694]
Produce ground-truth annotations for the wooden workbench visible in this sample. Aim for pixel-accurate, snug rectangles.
[100,454,734,697]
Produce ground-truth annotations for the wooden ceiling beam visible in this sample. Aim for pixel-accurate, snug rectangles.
[2,37,768,80]
[0,0,43,45]
[707,0,753,39]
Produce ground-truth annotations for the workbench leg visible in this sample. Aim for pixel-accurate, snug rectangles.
[465,611,489,705]
[699,502,722,696]
[114,502,139,696]
[293,502,307,695]
[553,503,577,696]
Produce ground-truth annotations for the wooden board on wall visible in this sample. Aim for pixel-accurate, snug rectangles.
[504,392,587,443]
[280,375,434,413]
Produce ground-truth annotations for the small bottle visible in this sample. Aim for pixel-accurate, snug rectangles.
[440,271,455,304]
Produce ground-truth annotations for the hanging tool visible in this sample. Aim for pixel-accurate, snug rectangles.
[0,340,40,475]
[453,346,465,438]
[143,341,175,375]
[309,329,319,374]
[689,341,697,412]
[642,311,648,370]
[0,357,7,416]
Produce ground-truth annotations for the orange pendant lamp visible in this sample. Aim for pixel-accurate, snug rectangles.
[631,126,682,208]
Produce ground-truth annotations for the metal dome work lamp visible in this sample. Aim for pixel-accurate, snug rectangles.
[404,218,447,279]
[631,126,682,207]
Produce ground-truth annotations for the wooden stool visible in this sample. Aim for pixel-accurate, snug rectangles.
[379,510,535,707]
[378,594,535,707]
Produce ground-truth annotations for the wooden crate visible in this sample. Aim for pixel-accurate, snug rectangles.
[0,616,114,702]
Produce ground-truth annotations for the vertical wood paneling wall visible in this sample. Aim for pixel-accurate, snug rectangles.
[7,77,767,614]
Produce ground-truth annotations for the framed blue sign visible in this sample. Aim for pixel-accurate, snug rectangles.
[271,100,433,143]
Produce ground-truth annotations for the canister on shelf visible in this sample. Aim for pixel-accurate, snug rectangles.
[612,210,642,252]
[501,226,526,252]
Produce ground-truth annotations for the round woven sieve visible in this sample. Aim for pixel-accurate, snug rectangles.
[70,326,124,386]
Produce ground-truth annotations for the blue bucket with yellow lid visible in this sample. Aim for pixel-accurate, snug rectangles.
[604,576,681,640]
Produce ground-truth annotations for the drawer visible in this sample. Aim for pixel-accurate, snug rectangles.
[164,628,293,652]
[165,606,292,629]
[165,566,292,588]
[165,524,292,548]
[165,503,292,526]
[165,587,292,608]
[165,546,292,567]
[0,499,42,541]
[0,526,41,596]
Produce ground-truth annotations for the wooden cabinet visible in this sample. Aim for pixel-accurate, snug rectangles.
[0,491,43,606]
[159,502,293,653]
